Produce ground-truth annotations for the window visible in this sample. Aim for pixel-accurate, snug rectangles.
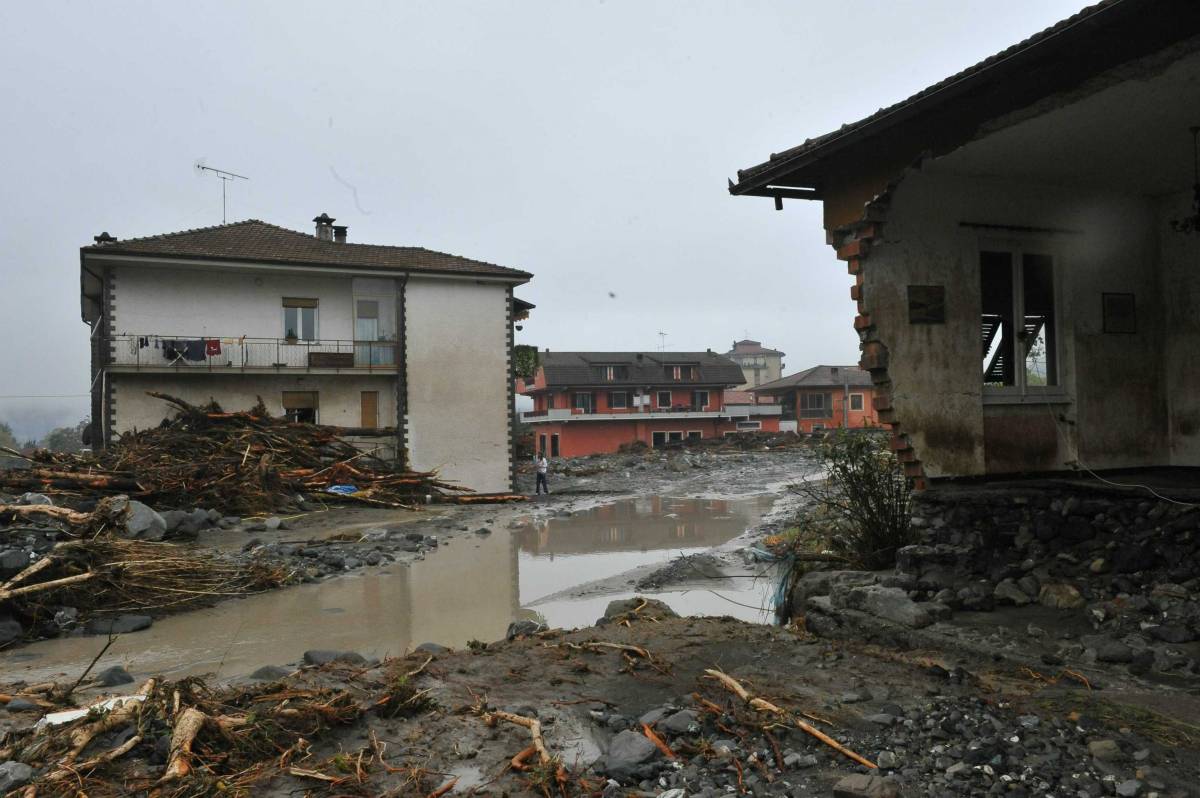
[355,300,379,340]
[609,391,628,409]
[550,434,560,457]
[849,393,864,412]
[651,431,667,448]
[657,391,672,409]
[667,431,684,442]
[799,393,832,418]
[538,434,547,456]
[687,431,702,441]
[691,390,710,411]
[736,421,761,430]
[283,298,318,341]
[282,391,318,424]
[665,365,696,381]
[573,392,594,413]
[980,245,1058,392]
[595,365,629,381]
[812,423,825,431]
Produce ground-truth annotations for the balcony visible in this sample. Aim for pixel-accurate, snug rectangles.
[105,334,399,373]
[521,407,727,423]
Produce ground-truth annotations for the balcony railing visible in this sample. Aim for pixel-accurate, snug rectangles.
[106,334,398,372]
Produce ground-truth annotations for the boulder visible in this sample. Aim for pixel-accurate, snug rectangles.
[506,620,548,640]
[993,578,1031,606]
[600,597,677,623]
[121,500,167,541]
[86,614,153,635]
[95,665,134,687]
[832,773,900,798]
[0,762,35,792]
[602,729,659,781]
[302,650,367,666]
[833,585,934,629]
[0,615,23,645]
[248,664,293,681]
[1038,583,1085,609]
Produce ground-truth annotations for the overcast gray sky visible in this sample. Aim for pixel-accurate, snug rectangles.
[0,0,1084,440]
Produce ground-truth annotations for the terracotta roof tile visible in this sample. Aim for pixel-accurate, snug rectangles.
[81,219,531,281]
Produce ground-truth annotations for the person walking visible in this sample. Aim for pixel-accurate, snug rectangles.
[535,453,550,495]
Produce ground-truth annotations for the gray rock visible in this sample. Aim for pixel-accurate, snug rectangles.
[506,620,548,640]
[1039,582,1086,609]
[876,750,899,770]
[784,752,818,768]
[248,665,292,681]
[415,642,448,654]
[4,697,38,712]
[638,707,670,726]
[0,614,22,645]
[1086,638,1133,663]
[1115,779,1144,797]
[600,597,678,622]
[832,773,899,798]
[86,614,153,635]
[0,550,29,575]
[1088,739,1122,761]
[161,509,189,533]
[264,517,282,531]
[121,500,167,541]
[19,492,53,505]
[1150,624,1196,643]
[834,585,934,629]
[660,709,699,735]
[603,729,659,781]
[0,761,35,792]
[993,578,1031,606]
[302,649,366,666]
[95,665,134,686]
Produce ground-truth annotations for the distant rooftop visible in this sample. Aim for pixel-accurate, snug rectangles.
[533,351,745,388]
[752,365,871,393]
[725,339,785,357]
[81,218,532,281]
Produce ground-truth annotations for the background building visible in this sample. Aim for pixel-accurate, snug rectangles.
[80,214,531,493]
[519,351,779,456]
[751,365,879,434]
[723,339,785,389]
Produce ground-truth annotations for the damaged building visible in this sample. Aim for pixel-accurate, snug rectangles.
[80,214,532,493]
[729,0,1200,488]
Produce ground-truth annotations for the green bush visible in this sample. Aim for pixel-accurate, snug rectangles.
[799,430,913,569]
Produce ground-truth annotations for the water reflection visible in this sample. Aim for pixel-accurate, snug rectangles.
[0,496,772,683]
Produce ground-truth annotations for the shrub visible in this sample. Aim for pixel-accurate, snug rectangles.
[797,430,913,569]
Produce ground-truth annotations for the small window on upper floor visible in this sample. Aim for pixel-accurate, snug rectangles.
[594,364,629,381]
[283,297,318,341]
[665,364,696,381]
[849,393,864,412]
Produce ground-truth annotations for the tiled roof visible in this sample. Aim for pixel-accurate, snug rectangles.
[730,0,1197,194]
[725,339,785,357]
[723,390,758,405]
[536,351,745,388]
[81,219,532,281]
[751,365,872,393]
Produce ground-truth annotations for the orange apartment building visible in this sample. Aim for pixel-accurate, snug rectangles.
[519,351,781,457]
[750,365,880,434]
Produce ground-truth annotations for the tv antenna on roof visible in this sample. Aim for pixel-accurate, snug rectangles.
[657,330,668,352]
[193,159,249,224]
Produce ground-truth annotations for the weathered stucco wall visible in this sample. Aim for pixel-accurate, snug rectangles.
[866,169,1165,477]
[112,265,358,340]
[1159,189,1200,465]
[111,372,398,461]
[405,277,511,493]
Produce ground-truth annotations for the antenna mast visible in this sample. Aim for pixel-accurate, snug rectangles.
[657,330,668,352]
[196,164,249,223]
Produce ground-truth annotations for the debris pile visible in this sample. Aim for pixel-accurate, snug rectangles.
[0,393,469,515]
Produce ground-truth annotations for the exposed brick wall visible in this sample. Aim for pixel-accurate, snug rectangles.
[831,207,928,491]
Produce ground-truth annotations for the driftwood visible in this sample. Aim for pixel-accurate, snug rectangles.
[704,668,877,770]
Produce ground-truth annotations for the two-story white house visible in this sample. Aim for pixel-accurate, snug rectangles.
[80,214,532,494]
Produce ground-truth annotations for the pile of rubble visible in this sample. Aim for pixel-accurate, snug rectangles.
[789,484,1200,681]
[0,393,470,516]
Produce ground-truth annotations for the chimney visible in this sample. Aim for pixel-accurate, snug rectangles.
[313,213,335,241]
[93,232,118,245]
[332,225,347,244]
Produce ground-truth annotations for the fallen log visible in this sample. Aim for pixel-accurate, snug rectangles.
[703,668,876,770]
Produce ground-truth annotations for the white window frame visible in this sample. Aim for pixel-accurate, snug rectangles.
[687,430,703,440]
[282,299,319,341]
[977,236,1069,405]
[736,420,761,431]
[667,431,684,442]
[693,390,710,410]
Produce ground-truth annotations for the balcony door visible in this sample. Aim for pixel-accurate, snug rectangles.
[354,296,396,366]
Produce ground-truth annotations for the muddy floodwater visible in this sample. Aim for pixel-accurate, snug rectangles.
[0,495,779,684]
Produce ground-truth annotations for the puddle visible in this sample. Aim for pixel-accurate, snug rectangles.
[0,496,778,684]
